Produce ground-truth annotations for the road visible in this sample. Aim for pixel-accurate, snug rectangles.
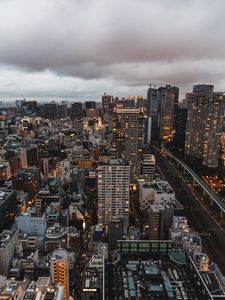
[157,154,225,274]
[161,141,225,214]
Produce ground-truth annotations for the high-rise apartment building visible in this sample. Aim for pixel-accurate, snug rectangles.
[97,159,130,232]
[50,248,69,300]
[185,85,225,168]
[112,108,144,181]
[147,85,178,142]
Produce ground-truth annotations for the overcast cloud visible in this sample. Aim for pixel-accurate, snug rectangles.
[0,0,225,101]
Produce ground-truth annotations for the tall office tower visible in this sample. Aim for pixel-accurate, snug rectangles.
[149,205,173,240]
[185,85,225,168]
[112,108,144,181]
[58,103,67,119]
[70,102,83,119]
[147,85,177,142]
[98,159,130,232]
[50,249,69,300]
[44,102,58,120]
[102,93,114,114]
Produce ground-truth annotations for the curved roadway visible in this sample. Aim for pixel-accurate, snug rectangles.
[161,141,225,214]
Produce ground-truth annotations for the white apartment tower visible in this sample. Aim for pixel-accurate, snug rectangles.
[98,159,130,232]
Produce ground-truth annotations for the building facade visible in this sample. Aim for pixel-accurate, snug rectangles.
[112,108,144,181]
[147,85,178,142]
[185,85,225,168]
[98,159,130,232]
[50,248,69,300]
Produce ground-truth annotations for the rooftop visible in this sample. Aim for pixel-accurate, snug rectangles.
[0,230,17,248]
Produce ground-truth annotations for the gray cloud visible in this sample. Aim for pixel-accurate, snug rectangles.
[0,0,225,100]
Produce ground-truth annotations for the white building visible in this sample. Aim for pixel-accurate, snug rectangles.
[15,209,47,236]
[98,159,130,232]
[139,179,175,211]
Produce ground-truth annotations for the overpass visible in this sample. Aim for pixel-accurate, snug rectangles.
[161,141,225,216]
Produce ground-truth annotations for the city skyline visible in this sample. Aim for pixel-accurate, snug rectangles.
[1,0,225,100]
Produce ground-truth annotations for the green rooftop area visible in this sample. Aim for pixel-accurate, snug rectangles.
[169,251,187,265]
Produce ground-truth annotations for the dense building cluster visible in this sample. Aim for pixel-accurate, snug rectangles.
[0,85,224,299]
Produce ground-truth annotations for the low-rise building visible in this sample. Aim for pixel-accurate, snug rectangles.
[0,230,19,276]
[15,209,47,237]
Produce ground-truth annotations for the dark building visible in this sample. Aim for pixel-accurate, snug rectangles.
[26,145,39,167]
[58,103,67,119]
[102,94,113,114]
[9,156,21,176]
[137,97,148,112]
[108,218,123,250]
[70,102,83,119]
[85,101,96,109]
[81,267,102,300]
[173,107,188,149]
[149,205,174,240]
[12,168,41,199]
[0,189,17,231]
[147,85,178,142]
[43,102,58,120]
[122,96,135,108]
[21,100,38,115]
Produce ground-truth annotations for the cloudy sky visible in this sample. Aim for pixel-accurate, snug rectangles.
[0,0,225,101]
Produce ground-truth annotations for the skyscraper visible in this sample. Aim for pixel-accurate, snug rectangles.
[147,85,178,142]
[112,108,144,181]
[102,93,114,114]
[50,248,69,300]
[98,159,130,232]
[185,85,225,168]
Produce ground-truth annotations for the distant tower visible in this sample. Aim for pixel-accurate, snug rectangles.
[147,85,178,142]
[50,248,69,300]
